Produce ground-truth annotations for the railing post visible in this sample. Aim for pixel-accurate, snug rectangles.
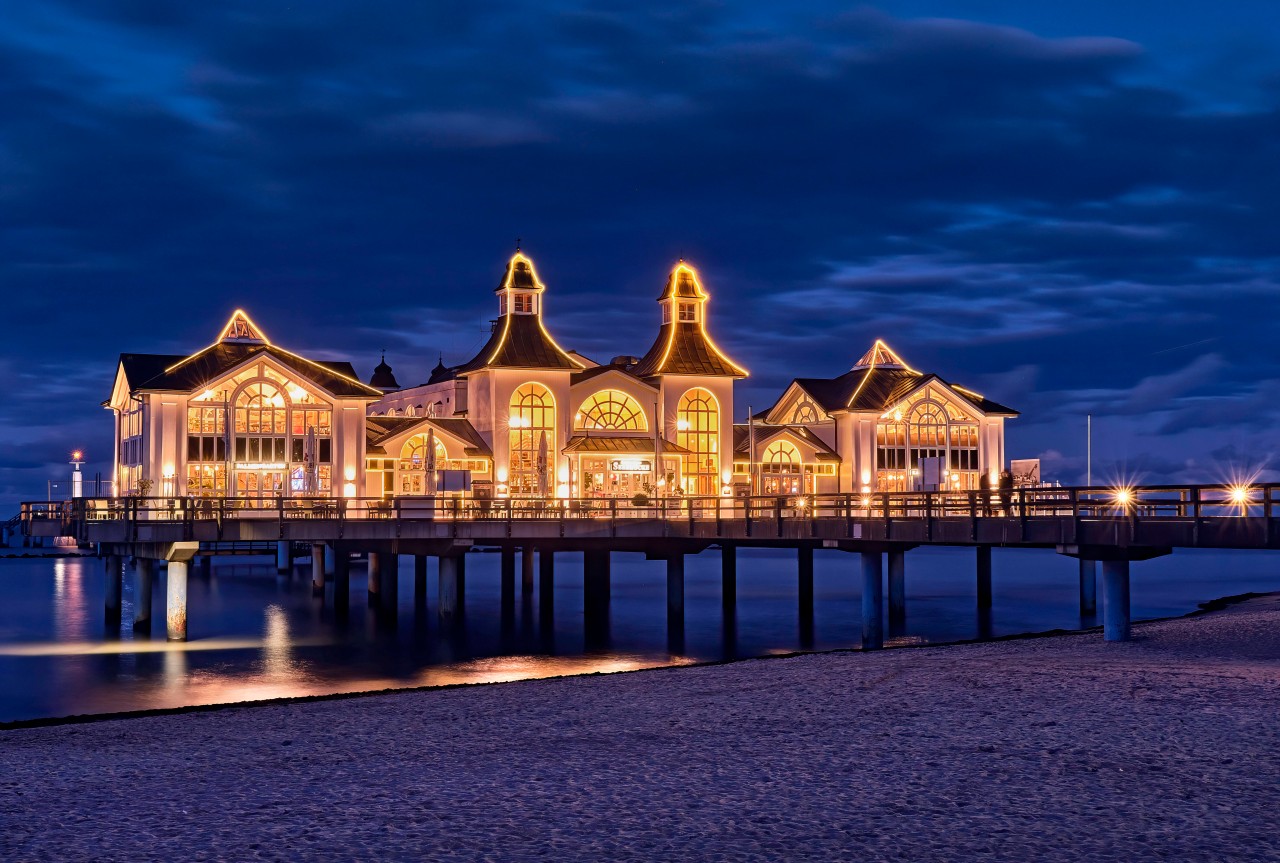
[1191,486,1202,546]
[882,492,891,540]
[925,492,933,541]
[610,497,617,538]
[715,495,722,537]
[775,496,783,538]
[745,496,753,538]
[559,499,566,537]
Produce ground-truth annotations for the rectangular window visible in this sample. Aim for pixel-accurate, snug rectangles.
[514,294,533,313]
[500,295,508,316]
[679,303,696,322]
[319,439,332,463]
[663,304,672,324]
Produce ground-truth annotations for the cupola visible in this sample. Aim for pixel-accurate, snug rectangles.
[369,353,400,390]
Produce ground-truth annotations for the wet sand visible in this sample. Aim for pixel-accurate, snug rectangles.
[3,596,1278,861]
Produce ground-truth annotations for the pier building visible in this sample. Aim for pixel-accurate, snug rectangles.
[105,250,1017,506]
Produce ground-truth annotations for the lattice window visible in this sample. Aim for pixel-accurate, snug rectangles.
[576,390,647,431]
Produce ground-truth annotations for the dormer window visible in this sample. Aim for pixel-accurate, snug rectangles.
[663,304,672,324]
[514,293,534,314]
[678,302,696,322]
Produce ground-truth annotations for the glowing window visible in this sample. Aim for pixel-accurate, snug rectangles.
[576,390,647,431]
[676,388,718,495]
[509,383,555,496]
[678,303,696,322]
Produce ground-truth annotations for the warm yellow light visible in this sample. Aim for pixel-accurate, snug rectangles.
[893,409,903,422]
[651,261,749,378]
[1230,486,1250,505]
[676,418,690,431]
[71,450,83,461]
[200,389,215,401]
[795,496,808,509]
[860,470,871,485]
[557,466,569,483]
[343,466,356,482]
[721,469,732,484]
[342,482,356,498]
[288,386,308,403]
[162,465,175,479]
[721,485,732,496]
[861,484,871,493]
[1114,488,1133,507]
[556,483,569,499]
[860,496,871,507]
[497,466,509,482]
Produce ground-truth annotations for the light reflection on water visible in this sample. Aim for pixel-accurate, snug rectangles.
[0,547,1276,723]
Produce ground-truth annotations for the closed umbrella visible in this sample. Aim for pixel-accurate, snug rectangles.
[424,428,437,496]
[536,430,549,498]
[304,426,318,495]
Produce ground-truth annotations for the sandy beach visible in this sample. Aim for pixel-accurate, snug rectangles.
[3,596,1278,862]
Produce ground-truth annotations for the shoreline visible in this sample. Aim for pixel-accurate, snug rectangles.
[3,588,1274,733]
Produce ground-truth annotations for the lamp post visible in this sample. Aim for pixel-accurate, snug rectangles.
[70,450,85,498]
[47,482,59,503]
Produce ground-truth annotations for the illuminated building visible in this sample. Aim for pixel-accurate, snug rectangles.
[105,311,382,502]
[103,255,1016,505]
[371,253,747,500]
[748,341,1018,494]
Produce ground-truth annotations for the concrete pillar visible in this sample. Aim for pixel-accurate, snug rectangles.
[798,546,814,613]
[166,560,189,641]
[721,545,737,609]
[888,549,906,620]
[368,552,382,597]
[538,549,554,623]
[976,546,993,609]
[667,554,685,623]
[1079,559,1098,615]
[1102,560,1131,642]
[276,541,291,574]
[861,552,883,650]
[539,548,554,591]
[104,554,123,622]
[501,547,516,607]
[133,558,154,630]
[311,543,325,594]
[438,556,461,620]
[522,546,536,594]
[324,544,336,577]
[414,556,429,609]
[380,554,399,616]
[333,549,350,613]
[584,549,610,610]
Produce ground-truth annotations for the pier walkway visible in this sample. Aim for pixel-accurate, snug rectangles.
[19,484,1280,647]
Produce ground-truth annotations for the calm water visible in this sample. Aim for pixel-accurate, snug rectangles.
[0,546,1276,723]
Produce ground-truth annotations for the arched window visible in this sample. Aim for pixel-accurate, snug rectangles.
[576,390,647,431]
[791,401,819,424]
[762,440,804,495]
[398,435,448,495]
[509,383,555,496]
[233,381,288,465]
[909,401,947,467]
[676,388,719,495]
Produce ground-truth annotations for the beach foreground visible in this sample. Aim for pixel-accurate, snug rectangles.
[3,597,1279,862]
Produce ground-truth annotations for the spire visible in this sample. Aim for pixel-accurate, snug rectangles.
[632,260,747,378]
[852,340,913,371]
[369,351,399,390]
[217,309,268,344]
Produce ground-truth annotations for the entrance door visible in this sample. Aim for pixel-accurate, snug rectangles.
[235,470,285,508]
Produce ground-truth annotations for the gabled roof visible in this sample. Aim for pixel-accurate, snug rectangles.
[732,424,842,462]
[632,262,747,378]
[562,435,692,455]
[456,315,585,374]
[118,343,381,399]
[366,416,492,458]
[786,368,1017,416]
[571,364,657,390]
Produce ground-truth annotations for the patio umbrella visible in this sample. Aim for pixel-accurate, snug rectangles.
[536,430,549,498]
[304,426,318,495]
[653,403,663,494]
[424,428,437,496]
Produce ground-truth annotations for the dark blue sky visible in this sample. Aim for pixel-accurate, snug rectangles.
[3,1,1279,505]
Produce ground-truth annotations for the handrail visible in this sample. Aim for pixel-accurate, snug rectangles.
[17,482,1280,531]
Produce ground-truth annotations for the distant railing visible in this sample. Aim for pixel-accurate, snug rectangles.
[20,483,1280,533]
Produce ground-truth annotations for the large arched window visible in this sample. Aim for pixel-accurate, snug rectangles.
[233,381,288,464]
[398,435,448,495]
[576,390,647,431]
[762,440,804,495]
[509,383,555,496]
[676,388,719,495]
[909,400,947,467]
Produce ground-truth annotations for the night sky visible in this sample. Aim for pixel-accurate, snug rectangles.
[4,1,1279,506]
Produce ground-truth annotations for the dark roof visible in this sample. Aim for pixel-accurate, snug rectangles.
[562,435,692,455]
[369,355,399,390]
[631,323,747,378]
[494,253,543,294]
[456,315,582,374]
[731,424,842,461]
[427,357,457,385]
[366,416,492,458]
[783,368,1018,416]
[657,265,707,301]
[118,343,382,399]
[570,364,656,389]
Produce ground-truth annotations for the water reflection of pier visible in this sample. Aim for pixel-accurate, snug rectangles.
[21,483,1280,649]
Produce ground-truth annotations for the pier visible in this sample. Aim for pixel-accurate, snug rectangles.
[22,482,1279,646]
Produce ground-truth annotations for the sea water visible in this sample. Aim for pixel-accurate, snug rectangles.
[0,546,1275,723]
